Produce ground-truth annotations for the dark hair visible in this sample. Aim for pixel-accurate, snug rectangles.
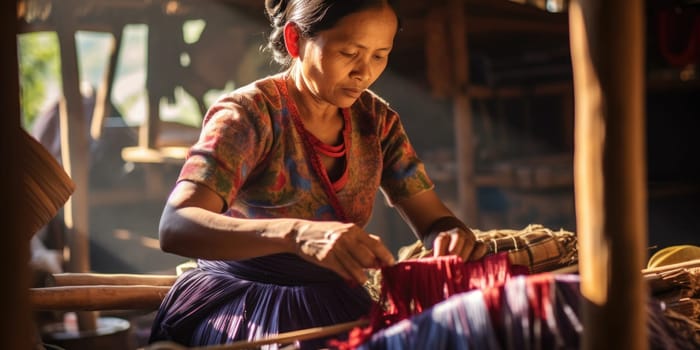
[264,0,398,67]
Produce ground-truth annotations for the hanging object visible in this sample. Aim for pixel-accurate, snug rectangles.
[21,128,74,238]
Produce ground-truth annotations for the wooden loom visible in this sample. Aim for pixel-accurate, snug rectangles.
[17,1,655,350]
[29,259,700,349]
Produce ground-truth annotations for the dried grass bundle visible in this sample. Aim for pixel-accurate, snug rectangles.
[396,224,578,273]
[21,129,74,238]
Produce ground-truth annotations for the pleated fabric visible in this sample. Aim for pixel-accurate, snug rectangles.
[149,253,372,349]
[355,273,699,350]
[358,291,502,350]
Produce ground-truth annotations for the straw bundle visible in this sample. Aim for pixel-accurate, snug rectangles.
[21,128,74,238]
[644,259,700,337]
[396,224,579,273]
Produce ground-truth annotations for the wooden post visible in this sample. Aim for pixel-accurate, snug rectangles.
[144,6,162,150]
[143,5,181,149]
[448,0,478,226]
[55,5,98,331]
[90,29,122,141]
[2,1,34,348]
[569,1,647,349]
[140,7,182,197]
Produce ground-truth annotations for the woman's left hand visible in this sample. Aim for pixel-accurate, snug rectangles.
[431,227,488,261]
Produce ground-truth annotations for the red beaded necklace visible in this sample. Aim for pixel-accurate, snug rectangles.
[276,78,351,222]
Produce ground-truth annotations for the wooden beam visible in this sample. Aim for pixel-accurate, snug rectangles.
[55,5,98,332]
[425,7,453,97]
[30,285,171,311]
[50,273,177,287]
[19,21,122,34]
[466,82,572,99]
[142,6,185,150]
[1,1,33,348]
[397,14,567,53]
[90,28,122,141]
[569,1,647,349]
[448,0,478,225]
[466,16,568,34]
[56,9,90,280]
[143,4,163,150]
[465,0,565,19]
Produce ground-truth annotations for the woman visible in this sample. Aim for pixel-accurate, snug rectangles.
[149,0,487,347]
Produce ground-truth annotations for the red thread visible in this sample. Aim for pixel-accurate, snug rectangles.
[334,252,528,349]
[526,273,554,321]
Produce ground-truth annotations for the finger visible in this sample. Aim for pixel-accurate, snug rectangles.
[458,237,476,261]
[339,236,382,268]
[432,233,450,257]
[299,239,354,281]
[447,229,466,256]
[325,229,381,271]
[332,245,368,284]
[467,240,489,261]
[318,253,353,282]
[363,234,396,266]
[322,231,372,278]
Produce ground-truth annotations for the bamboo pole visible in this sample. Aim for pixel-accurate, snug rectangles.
[448,0,478,226]
[146,319,368,350]
[569,1,647,349]
[641,258,700,276]
[30,285,171,311]
[51,273,177,287]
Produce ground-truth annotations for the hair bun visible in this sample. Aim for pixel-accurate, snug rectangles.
[265,0,288,18]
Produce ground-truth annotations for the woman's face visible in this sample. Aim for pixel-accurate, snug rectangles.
[296,5,398,108]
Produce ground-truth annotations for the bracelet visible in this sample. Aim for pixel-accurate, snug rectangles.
[421,216,469,249]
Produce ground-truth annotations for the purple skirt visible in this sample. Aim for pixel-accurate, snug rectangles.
[149,253,372,348]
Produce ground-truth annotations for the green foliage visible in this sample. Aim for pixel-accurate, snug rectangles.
[18,32,60,129]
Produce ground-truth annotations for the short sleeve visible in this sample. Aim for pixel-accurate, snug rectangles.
[178,95,271,208]
[379,107,434,205]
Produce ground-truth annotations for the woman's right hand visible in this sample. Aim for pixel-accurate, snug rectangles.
[292,220,395,284]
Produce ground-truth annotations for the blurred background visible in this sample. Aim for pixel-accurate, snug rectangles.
[17,0,699,278]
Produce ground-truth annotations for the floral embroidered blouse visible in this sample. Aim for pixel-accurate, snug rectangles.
[178,74,434,227]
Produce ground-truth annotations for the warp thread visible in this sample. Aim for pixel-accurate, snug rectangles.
[332,252,527,349]
[339,273,700,349]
